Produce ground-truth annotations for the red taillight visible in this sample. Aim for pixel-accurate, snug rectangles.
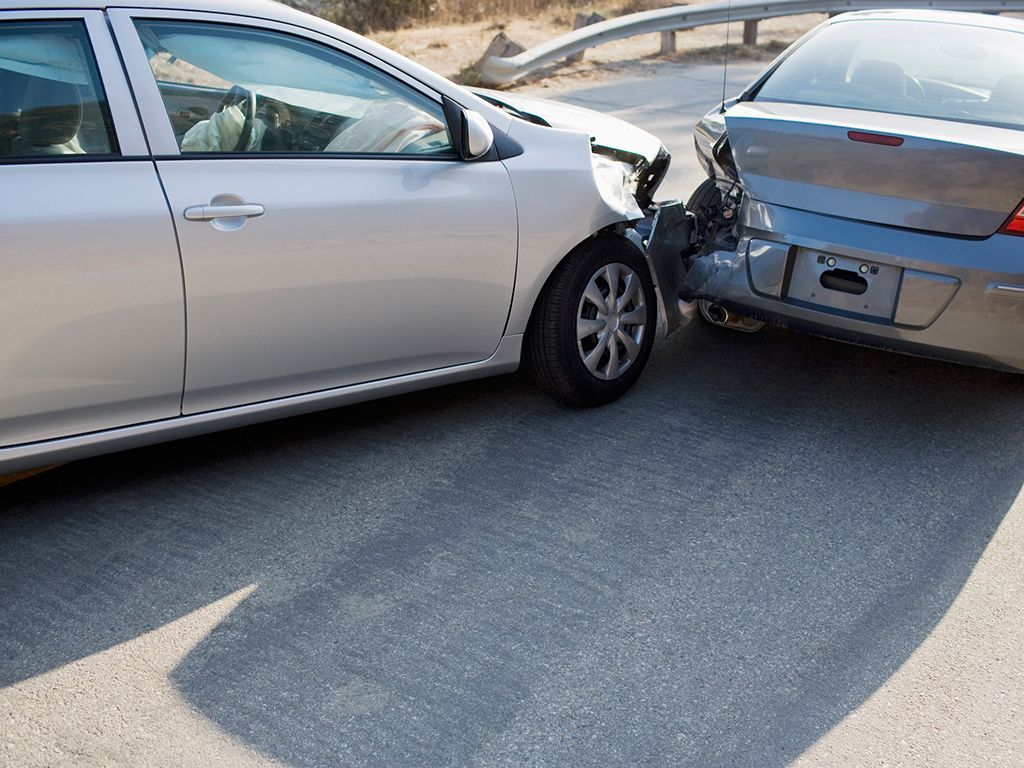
[848,130,904,147]
[1000,200,1024,236]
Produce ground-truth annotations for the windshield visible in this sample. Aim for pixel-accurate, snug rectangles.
[755,17,1024,130]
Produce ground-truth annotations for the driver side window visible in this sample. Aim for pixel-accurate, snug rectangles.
[134,20,454,156]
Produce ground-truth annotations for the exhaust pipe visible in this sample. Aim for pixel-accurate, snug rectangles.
[704,302,730,325]
[697,299,765,333]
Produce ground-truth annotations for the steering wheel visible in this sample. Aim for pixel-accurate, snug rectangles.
[905,75,926,101]
[218,84,256,152]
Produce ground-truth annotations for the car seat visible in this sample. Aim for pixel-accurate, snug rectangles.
[849,60,907,97]
[986,74,1024,110]
[11,77,84,156]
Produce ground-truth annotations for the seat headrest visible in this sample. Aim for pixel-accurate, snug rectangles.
[987,74,1024,109]
[850,60,907,97]
[16,77,83,147]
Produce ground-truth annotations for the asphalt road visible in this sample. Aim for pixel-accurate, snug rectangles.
[2,63,1024,768]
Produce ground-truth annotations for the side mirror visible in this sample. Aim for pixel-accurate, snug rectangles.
[442,96,494,161]
[463,110,494,160]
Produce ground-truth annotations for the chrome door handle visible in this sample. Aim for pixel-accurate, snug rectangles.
[183,203,265,222]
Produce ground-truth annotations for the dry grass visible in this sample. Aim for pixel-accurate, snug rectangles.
[667,38,792,64]
[287,0,687,33]
[293,0,627,33]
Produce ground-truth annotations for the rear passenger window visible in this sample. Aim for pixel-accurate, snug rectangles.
[0,21,118,159]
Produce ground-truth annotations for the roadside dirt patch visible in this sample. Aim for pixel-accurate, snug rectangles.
[369,4,823,88]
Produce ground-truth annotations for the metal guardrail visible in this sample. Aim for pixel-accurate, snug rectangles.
[478,0,1024,85]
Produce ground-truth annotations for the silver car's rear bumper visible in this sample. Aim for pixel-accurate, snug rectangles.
[682,199,1024,373]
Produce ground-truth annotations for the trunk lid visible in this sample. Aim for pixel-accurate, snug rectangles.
[725,101,1024,237]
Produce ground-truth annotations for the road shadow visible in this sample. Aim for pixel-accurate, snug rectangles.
[1,323,1022,767]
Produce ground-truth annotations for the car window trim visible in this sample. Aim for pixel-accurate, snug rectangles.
[0,154,144,167]
[106,8,455,159]
[151,151,462,162]
[0,9,150,159]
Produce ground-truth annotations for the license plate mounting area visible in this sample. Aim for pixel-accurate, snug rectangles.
[784,248,901,323]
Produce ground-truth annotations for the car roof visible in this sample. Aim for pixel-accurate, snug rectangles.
[5,0,301,20]
[829,9,1024,35]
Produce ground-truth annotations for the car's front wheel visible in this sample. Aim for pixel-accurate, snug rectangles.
[528,237,657,407]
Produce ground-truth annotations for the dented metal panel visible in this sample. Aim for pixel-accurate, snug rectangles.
[643,201,696,336]
[746,239,789,298]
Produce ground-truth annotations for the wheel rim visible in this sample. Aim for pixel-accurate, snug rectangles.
[576,262,647,381]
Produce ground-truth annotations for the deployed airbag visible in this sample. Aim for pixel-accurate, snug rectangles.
[181,104,266,152]
[324,99,445,153]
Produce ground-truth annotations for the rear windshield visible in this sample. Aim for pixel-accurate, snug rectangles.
[755,18,1024,129]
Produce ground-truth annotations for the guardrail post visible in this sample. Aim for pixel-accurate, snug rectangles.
[659,30,677,54]
[475,30,525,79]
[742,19,758,45]
[566,12,606,63]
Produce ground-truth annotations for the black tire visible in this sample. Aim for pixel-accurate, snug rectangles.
[687,177,722,213]
[527,236,657,408]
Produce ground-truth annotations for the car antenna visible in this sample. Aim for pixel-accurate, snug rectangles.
[720,0,733,113]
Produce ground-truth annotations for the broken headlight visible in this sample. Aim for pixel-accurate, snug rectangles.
[591,153,643,219]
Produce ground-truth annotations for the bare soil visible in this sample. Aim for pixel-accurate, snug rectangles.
[368,2,823,89]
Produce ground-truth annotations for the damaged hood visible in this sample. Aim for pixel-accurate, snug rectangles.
[470,87,670,207]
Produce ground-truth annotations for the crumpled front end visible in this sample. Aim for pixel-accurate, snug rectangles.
[474,87,698,338]
[471,87,671,208]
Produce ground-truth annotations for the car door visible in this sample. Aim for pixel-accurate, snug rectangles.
[109,10,518,415]
[0,10,184,448]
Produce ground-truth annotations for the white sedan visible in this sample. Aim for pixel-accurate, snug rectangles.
[0,0,687,473]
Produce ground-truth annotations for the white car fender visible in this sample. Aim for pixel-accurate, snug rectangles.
[499,118,644,337]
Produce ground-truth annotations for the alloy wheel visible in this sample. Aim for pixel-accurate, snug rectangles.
[576,262,648,381]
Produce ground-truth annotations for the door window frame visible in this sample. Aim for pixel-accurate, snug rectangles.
[108,8,459,160]
[0,9,149,161]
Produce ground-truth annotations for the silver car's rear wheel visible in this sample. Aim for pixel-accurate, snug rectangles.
[576,263,648,381]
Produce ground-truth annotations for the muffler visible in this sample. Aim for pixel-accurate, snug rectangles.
[698,300,764,333]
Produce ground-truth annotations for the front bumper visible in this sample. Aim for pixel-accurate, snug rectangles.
[681,198,1024,373]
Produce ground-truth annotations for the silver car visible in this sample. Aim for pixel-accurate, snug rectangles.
[685,10,1024,373]
[0,0,681,473]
